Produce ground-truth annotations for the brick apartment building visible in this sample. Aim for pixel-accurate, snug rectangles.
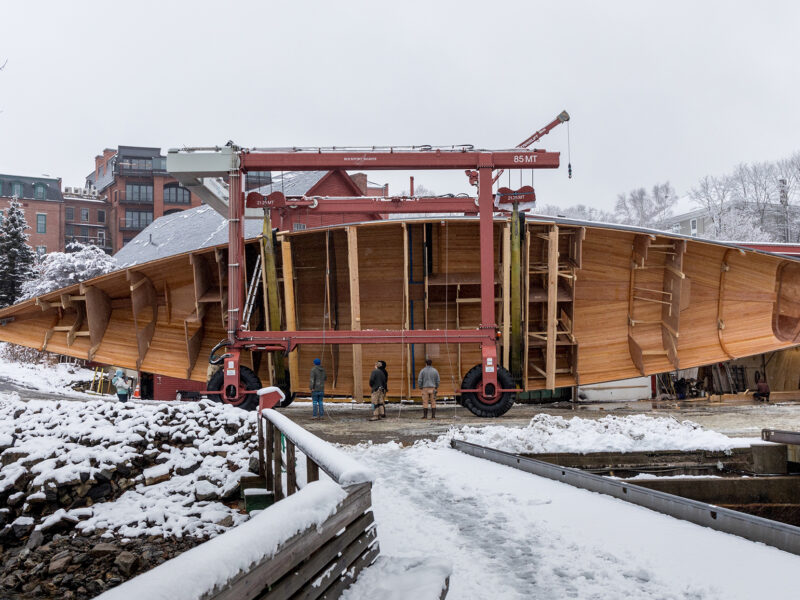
[86,146,203,252]
[0,174,65,254]
[63,186,112,253]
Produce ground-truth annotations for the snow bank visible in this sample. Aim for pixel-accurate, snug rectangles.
[95,481,347,600]
[0,394,257,539]
[0,350,97,398]
[264,409,373,485]
[436,414,749,454]
[340,556,452,600]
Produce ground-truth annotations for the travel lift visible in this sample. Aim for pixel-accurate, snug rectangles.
[167,112,570,417]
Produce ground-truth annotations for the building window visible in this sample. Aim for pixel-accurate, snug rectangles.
[124,210,153,229]
[0,209,4,223]
[671,223,681,234]
[35,246,46,255]
[81,208,89,222]
[246,171,272,190]
[690,218,697,237]
[36,214,46,234]
[293,223,307,231]
[12,182,22,198]
[34,184,46,199]
[0,182,3,195]
[80,226,89,238]
[163,184,191,204]
[98,230,106,244]
[66,206,74,221]
[119,158,153,171]
[125,183,154,202]
[98,209,105,223]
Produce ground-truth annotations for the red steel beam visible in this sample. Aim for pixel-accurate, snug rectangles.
[238,329,495,352]
[262,196,479,214]
[241,150,559,171]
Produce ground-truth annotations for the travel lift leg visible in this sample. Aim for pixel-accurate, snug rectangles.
[478,166,500,398]
[224,164,244,402]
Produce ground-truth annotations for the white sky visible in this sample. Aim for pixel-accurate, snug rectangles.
[1,0,799,212]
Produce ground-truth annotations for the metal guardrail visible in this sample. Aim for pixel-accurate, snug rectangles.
[452,439,800,556]
[762,429,800,445]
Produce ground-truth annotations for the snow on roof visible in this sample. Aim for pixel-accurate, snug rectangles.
[254,170,327,197]
[113,205,264,268]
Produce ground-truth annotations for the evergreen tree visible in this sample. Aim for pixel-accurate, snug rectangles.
[0,200,36,307]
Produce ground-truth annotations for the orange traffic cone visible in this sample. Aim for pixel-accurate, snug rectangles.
[132,383,141,400]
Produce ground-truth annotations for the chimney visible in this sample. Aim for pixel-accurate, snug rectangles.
[351,173,368,195]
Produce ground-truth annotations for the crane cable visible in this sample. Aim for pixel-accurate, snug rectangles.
[567,121,573,179]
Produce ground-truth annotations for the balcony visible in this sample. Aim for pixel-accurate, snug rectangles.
[114,157,167,177]
[116,190,154,205]
[119,217,151,231]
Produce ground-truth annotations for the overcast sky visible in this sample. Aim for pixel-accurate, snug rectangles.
[2,0,799,212]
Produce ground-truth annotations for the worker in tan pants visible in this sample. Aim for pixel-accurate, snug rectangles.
[417,358,440,419]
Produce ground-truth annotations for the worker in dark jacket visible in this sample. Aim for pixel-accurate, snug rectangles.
[368,361,387,421]
[417,358,440,419]
[754,379,770,402]
[310,358,327,418]
[377,360,388,419]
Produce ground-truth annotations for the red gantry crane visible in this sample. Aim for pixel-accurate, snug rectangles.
[167,113,569,417]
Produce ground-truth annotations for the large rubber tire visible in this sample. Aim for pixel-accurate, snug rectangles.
[276,368,296,408]
[207,366,262,411]
[460,364,516,418]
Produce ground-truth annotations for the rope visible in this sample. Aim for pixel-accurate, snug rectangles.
[567,121,573,179]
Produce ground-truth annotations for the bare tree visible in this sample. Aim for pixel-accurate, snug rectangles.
[614,182,676,230]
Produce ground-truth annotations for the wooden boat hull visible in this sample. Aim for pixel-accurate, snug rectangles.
[0,217,797,405]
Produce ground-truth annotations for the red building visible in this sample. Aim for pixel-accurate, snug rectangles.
[0,174,64,255]
[86,146,203,252]
[63,186,112,253]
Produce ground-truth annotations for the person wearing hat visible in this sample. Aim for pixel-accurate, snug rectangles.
[310,358,327,419]
[112,369,131,403]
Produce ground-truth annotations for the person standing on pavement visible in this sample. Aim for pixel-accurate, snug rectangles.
[112,369,131,403]
[377,360,388,419]
[310,358,327,419]
[417,358,440,419]
[368,361,387,421]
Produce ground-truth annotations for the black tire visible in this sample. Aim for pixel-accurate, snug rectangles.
[207,366,262,411]
[460,364,516,418]
[276,368,296,408]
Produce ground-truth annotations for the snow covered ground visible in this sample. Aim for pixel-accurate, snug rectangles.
[3,353,799,599]
[0,348,98,400]
[342,435,800,600]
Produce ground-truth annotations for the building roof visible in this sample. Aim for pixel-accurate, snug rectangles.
[254,171,327,197]
[114,205,263,268]
[0,174,63,202]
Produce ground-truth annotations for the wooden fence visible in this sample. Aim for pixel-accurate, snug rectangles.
[98,410,379,600]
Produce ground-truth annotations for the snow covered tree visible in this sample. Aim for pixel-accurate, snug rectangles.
[688,175,772,242]
[0,200,36,307]
[20,242,118,300]
[536,203,617,223]
[614,182,676,230]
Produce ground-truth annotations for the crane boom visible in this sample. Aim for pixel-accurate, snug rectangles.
[491,110,570,184]
[464,110,570,187]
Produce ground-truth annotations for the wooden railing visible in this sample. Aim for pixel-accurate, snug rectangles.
[97,409,378,600]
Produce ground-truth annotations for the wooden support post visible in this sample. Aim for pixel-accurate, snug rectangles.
[82,284,111,361]
[307,456,319,484]
[127,270,157,370]
[347,226,363,402]
[523,229,531,388]
[280,239,299,396]
[273,425,283,501]
[503,219,512,373]
[265,420,274,493]
[546,225,559,390]
[261,211,287,390]
[286,440,296,495]
[257,416,265,479]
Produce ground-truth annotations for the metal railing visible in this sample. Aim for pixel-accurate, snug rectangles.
[118,217,151,231]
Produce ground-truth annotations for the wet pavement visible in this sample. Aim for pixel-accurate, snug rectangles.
[281,397,800,445]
